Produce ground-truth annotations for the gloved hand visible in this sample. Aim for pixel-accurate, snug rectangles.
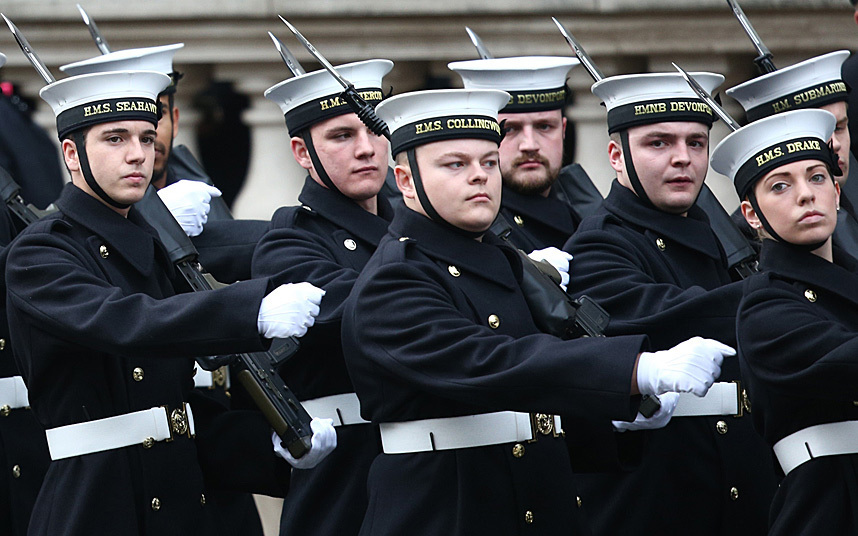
[613,392,679,432]
[272,417,337,469]
[257,282,325,339]
[528,247,573,290]
[157,180,222,237]
[637,337,733,397]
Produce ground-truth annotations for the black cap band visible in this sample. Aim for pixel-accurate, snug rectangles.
[501,86,568,113]
[745,80,848,122]
[734,136,837,199]
[607,98,716,134]
[57,97,159,139]
[284,87,384,136]
[390,115,502,156]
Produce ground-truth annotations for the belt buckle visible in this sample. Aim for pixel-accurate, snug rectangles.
[211,366,227,389]
[163,403,193,441]
[528,413,562,443]
[732,381,749,418]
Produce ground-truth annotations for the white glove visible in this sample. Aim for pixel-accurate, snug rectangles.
[272,417,337,469]
[528,247,573,290]
[157,180,222,237]
[613,392,679,432]
[257,282,325,339]
[637,337,733,397]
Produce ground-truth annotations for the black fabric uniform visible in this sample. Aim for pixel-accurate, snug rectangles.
[738,240,858,535]
[252,177,391,536]
[342,205,648,536]
[5,185,290,536]
[0,201,49,536]
[564,181,777,536]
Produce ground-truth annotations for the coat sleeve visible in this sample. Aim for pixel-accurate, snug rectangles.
[6,228,271,359]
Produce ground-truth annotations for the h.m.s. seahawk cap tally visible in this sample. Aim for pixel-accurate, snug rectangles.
[448,56,578,113]
[59,44,185,95]
[726,51,849,122]
[711,108,837,201]
[41,71,170,139]
[377,88,510,156]
[592,72,724,134]
[264,59,393,137]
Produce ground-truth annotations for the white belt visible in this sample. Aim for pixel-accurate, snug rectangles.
[193,363,229,389]
[379,411,562,454]
[673,382,741,417]
[773,420,858,475]
[0,376,29,410]
[46,404,196,461]
[302,393,368,427]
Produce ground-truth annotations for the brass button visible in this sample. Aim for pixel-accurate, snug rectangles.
[655,238,666,251]
[200,494,206,506]
[99,244,109,258]
[151,497,161,511]
[488,314,500,329]
[716,420,728,435]
[398,236,409,242]
[730,487,739,501]
[132,367,144,382]
[576,496,582,508]
[512,443,525,458]
[448,265,461,277]
[533,413,554,435]
[805,289,817,302]
[0,338,6,351]
[0,405,10,417]
[524,510,534,524]
[514,215,525,227]
[142,437,155,449]
[344,238,357,251]
[11,465,20,479]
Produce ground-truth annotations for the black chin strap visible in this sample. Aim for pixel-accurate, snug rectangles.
[748,189,827,253]
[620,130,655,209]
[406,148,483,239]
[301,130,342,195]
[73,131,130,209]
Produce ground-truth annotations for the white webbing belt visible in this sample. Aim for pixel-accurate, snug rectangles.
[0,376,29,409]
[673,382,740,417]
[46,404,196,461]
[773,420,858,475]
[380,411,560,454]
[302,393,369,427]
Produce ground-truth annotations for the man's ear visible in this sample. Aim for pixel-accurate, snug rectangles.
[561,116,567,141]
[171,105,180,139]
[394,163,415,201]
[290,136,313,171]
[608,139,625,174]
[62,138,81,174]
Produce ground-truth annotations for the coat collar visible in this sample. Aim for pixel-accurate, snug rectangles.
[604,180,723,261]
[298,176,393,245]
[760,239,858,308]
[500,186,577,235]
[56,183,158,276]
[389,204,519,290]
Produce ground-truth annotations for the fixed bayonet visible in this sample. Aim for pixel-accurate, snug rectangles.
[465,27,493,60]
[551,17,604,83]
[672,62,741,132]
[76,4,112,55]
[268,31,306,76]
[2,14,56,84]
[278,16,390,139]
[725,0,776,74]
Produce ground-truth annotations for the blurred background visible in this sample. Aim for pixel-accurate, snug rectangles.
[0,0,854,531]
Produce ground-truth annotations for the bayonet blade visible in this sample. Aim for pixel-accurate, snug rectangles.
[279,16,350,91]
[465,27,493,60]
[672,62,740,132]
[551,17,603,82]
[2,14,55,85]
[726,0,776,73]
[76,4,112,55]
[268,31,306,76]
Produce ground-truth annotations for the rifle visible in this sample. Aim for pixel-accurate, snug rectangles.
[725,0,776,75]
[0,166,56,226]
[134,187,312,458]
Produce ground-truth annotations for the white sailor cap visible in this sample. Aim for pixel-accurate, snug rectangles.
[264,59,393,136]
[591,72,724,133]
[711,109,837,200]
[726,51,849,122]
[59,44,184,94]
[40,70,171,139]
[376,88,509,156]
[448,56,578,113]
